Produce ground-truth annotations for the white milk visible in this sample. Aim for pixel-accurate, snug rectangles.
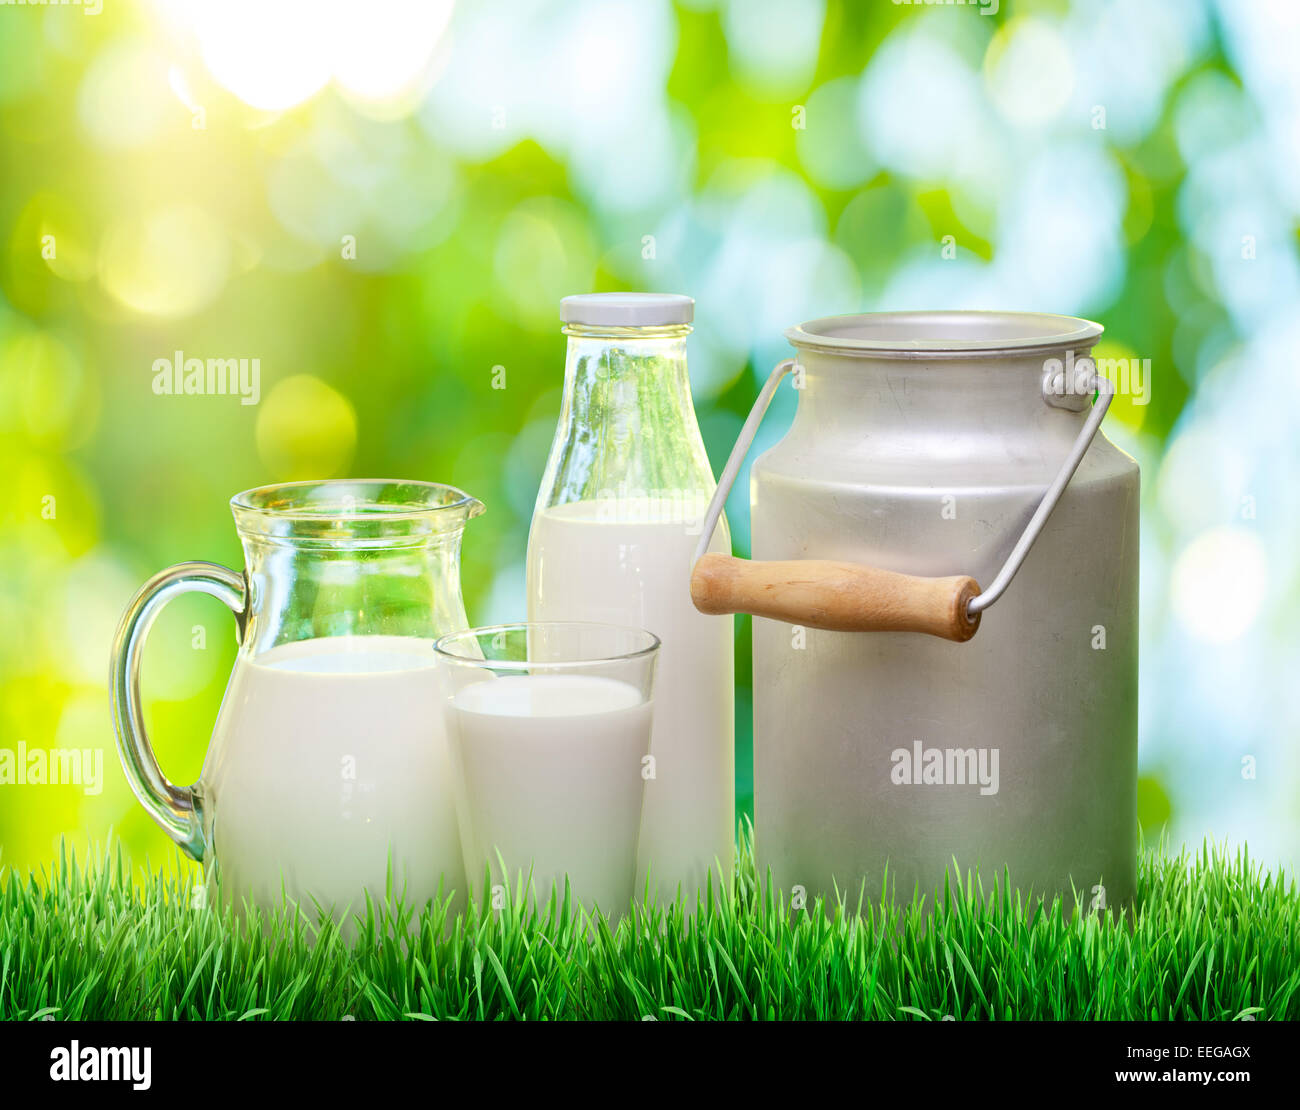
[527,499,734,907]
[201,636,464,926]
[448,673,651,915]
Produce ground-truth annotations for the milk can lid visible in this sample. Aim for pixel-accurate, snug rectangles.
[561,292,694,327]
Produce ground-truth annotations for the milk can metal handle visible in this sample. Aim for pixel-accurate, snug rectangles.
[689,358,1115,642]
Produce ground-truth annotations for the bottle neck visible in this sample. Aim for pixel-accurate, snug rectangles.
[562,328,696,439]
[538,326,716,516]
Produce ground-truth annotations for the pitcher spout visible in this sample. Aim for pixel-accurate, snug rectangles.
[460,494,486,524]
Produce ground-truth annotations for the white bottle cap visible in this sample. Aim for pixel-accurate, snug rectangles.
[560,292,694,327]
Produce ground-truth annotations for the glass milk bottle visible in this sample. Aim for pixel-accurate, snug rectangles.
[528,293,733,908]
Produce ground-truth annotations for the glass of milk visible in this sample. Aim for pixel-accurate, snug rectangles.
[435,622,659,921]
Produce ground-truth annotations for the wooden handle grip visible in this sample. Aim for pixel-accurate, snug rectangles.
[690,554,981,642]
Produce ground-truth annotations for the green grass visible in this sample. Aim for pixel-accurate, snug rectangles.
[1,830,1296,1021]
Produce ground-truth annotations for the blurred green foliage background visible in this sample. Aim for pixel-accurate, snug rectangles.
[1,0,1297,880]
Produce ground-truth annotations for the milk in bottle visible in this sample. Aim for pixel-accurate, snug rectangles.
[527,294,734,908]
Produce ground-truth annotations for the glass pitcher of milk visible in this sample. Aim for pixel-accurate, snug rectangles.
[109,480,484,927]
[527,293,734,909]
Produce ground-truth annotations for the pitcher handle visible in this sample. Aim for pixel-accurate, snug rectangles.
[109,561,246,860]
[690,358,1114,642]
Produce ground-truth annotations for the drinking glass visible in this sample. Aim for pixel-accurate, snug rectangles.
[435,622,659,919]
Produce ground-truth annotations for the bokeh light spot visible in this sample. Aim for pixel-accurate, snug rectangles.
[1170,527,1268,644]
[331,0,453,111]
[1090,340,1147,432]
[99,204,230,319]
[193,0,451,116]
[796,77,876,190]
[256,375,357,480]
[724,0,825,100]
[1137,774,1173,839]
[985,18,1074,128]
[493,199,596,329]
[197,0,334,112]
[31,196,96,284]
[4,332,96,449]
[77,36,172,150]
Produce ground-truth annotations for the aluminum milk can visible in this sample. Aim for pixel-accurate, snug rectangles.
[691,311,1139,911]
